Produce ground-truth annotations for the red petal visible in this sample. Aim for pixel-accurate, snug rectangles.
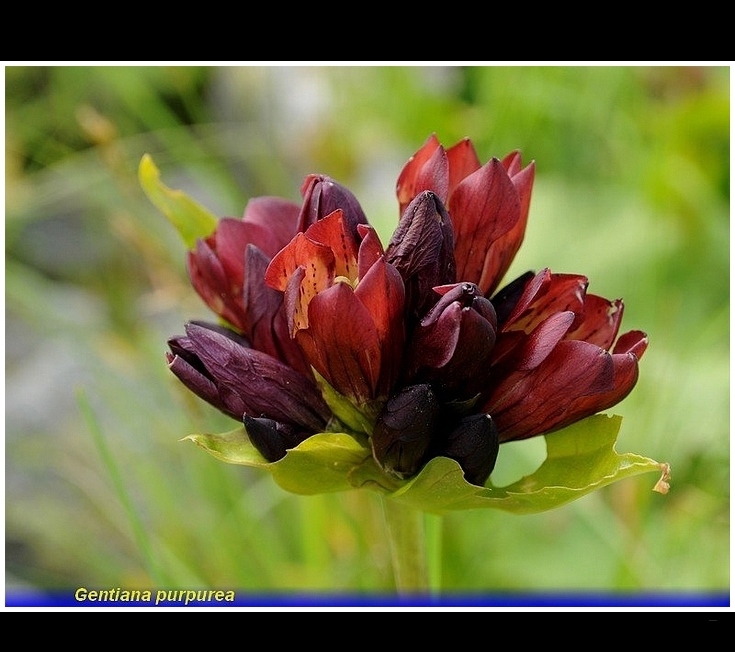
[297,282,382,402]
[243,245,311,375]
[486,340,616,442]
[242,196,301,256]
[188,239,247,331]
[566,295,624,350]
[446,137,481,198]
[303,209,360,281]
[503,270,588,334]
[213,218,258,286]
[396,134,449,215]
[493,310,576,372]
[357,225,386,279]
[613,330,649,359]
[450,158,520,290]
[355,258,405,350]
[355,258,405,398]
[264,231,334,293]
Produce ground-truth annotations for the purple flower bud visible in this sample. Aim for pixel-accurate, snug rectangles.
[386,191,456,321]
[406,282,497,402]
[243,415,309,462]
[371,384,439,478]
[166,322,330,432]
[439,413,499,487]
[297,174,368,237]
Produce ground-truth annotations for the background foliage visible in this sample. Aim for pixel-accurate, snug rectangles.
[5,65,729,597]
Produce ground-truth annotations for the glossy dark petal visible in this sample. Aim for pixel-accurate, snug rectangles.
[371,384,439,478]
[167,349,229,415]
[167,324,250,421]
[439,413,499,486]
[243,415,310,462]
[409,296,463,370]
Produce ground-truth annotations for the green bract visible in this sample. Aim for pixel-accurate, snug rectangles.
[185,414,668,515]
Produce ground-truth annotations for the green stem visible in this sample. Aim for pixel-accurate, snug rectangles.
[381,496,429,594]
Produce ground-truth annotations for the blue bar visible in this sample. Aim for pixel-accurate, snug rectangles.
[5,589,730,608]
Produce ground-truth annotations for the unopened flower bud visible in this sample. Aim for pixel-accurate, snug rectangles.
[297,174,368,237]
[439,413,499,486]
[386,191,456,321]
[243,415,308,462]
[371,384,439,479]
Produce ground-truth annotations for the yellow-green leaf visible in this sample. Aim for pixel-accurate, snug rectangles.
[388,414,668,515]
[138,153,218,248]
[183,414,669,515]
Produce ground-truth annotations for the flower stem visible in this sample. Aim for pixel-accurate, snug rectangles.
[381,495,430,594]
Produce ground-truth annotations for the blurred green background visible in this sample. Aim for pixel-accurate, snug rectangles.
[5,65,729,599]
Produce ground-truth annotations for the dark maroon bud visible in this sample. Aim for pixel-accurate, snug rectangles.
[407,282,497,401]
[386,191,456,321]
[297,174,368,237]
[243,415,308,462]
[166,322,330,430]
[440,413,499,486]
[371,384,439,478]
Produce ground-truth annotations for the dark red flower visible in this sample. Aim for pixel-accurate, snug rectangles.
[168,135,646,486]
[482,269,648,442]
[265,209,405,408]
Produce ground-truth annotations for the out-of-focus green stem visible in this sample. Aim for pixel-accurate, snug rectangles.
[381,496,429,593]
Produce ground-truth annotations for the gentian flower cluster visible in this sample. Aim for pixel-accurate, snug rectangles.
[167,135,647,487]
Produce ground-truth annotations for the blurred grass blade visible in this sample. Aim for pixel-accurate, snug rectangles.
[77,389,166,586]
[424,513,443,593]
[138,153,218,248]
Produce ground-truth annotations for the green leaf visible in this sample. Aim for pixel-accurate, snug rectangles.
[183,427,270,468]
[184,428,398,495]
[184,414,669,515]
[267,433,386,495]
[138,153,218,248]
[388,414,668,515]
